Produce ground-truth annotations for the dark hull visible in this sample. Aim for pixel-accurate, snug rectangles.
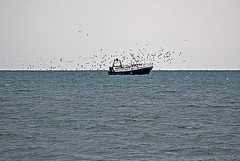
[108,67,153,75]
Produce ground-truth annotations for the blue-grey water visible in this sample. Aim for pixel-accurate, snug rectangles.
[0,70,240,160]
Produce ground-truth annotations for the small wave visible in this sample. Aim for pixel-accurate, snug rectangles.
[122,143,141,150]
[139,133,154,139]
[25,136,36,140]
[17,89,31,92]
[184,104,202,108]
[208,105,231,108]
[160,148,183,153]
[185,104,232,108]
[176,125,200,130]
[0,133,19,138]
[176,125,189,129]
[190,148,215,155]
[164,90,177,93]
[86,124,115,131]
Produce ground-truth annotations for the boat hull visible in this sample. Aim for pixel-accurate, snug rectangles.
[108,67,153,75]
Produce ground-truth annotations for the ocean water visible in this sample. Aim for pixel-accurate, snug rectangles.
[0,70,239,160]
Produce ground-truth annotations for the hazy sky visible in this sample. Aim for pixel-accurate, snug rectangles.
[0,0,240,70]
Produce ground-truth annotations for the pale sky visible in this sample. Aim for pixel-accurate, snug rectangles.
[0,0,240,70]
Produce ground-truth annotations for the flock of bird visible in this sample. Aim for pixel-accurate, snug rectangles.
[1,30,186,70]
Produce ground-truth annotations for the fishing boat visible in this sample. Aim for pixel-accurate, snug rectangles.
[108,58,153,75]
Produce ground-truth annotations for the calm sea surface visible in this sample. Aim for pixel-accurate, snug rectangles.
[0,70,239,160]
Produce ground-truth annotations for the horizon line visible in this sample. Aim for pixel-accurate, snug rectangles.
[0,69,240,71]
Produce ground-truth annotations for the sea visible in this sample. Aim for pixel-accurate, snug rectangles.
[0,70,239,160]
